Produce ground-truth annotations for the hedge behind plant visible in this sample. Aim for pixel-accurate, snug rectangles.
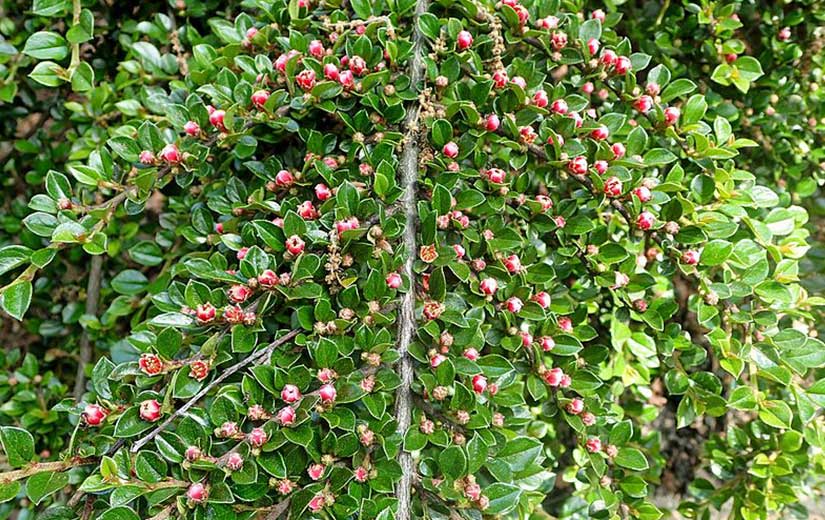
[0,1,822,519]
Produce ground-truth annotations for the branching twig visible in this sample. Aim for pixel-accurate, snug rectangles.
[130,329,300,452]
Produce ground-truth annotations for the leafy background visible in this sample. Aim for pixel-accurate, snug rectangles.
[0,0,823,519]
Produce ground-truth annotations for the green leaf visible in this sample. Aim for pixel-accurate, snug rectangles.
[0,246,32,276]
[1,281,33,321]
[700,240,732,266]
[0,481,20,503]
[23,31,68,60]
[71,61,94,92]
[26,471,69,505]
[111,270,149,295]
[29,61,64,87]
[483,483,522,514]
[614,447,649,471]
[0,427,35,467]
[438,446,467,479]
[660,79,696,102]
[431,119,453,147]
[758,400,792,429]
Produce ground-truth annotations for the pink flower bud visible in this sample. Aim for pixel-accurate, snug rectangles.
[319,383,337,403]
[187,482,207,503]
[586,437,602,453]
[277,406,295,426]
[226,452,244,471]
[611,142,626,159]
[567,156,588,175]
[457,30,473,50]
[281,384,302,403]
[587,38,600,55]
[228,284,251,303]
[532,292,551,309]
[540,336,555,351]
[248,427,267,447]
[604,176,623,197]
[480,278,498,296]
[296,69,316,91]
[492,70,509,88]
[183,121,200,136]
[185,446,202,461]
[600,49,617,67]
[308,40,325,59]
[139,399,162,422]
[614,56,632,75]
[83,404,108,426]
[323,63,339,81]
[338,69,355,89]
[285,235,305,255]
[349,55,367,76]
[464,348,480,361]
[386,272,402,289]
[209,109,226,131]
[637,211,655,230]
[567,398,584,415]
[551,99,568,115]
[160,144,181,164]
[591,125,609,140]
[664,106,681,126]
[485,114,500,131]
[195,302,216,323]
[472,374,487,394]
[506,297,523,313]
[532,89,549,108]
[442,141,459,158]
[682,250,700,265]
[544,367,563,386]
[633,186,652,202]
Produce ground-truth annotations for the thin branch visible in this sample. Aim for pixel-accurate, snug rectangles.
[130,329,300,452]
[74,255,103,400]
[0,458,96,484]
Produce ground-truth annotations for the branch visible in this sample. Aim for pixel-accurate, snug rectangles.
[394,0,428,519]
[0,458,96,484]
[130,329,300,452]
[74,254,103,399]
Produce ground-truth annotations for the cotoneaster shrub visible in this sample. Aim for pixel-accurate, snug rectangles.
[0,1,821,519]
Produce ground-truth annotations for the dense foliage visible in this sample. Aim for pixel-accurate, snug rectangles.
[0,1,823,519]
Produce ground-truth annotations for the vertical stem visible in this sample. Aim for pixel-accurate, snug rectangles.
[69,0,82,71]
[394,0,428,518]
[73,254,102,400]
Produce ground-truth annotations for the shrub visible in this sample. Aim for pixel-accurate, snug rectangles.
[0,0,821,519]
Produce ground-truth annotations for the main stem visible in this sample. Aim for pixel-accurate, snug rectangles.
[394,0,428,518]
